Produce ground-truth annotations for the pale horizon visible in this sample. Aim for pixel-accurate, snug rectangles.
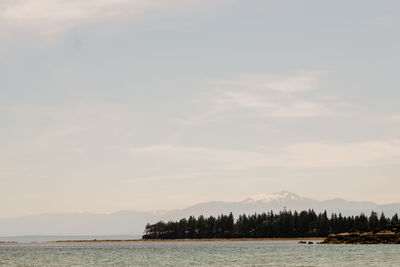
[2,0,400,218]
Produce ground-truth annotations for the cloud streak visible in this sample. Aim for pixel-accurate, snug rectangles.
[176,71,330,129]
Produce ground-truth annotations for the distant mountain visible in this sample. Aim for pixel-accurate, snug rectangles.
[164,191,383,221]
[0,191,399,238]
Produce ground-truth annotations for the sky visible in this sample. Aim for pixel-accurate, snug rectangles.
[1,0,400,218]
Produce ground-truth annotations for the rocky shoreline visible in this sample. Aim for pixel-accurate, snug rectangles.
[321,231,400,244]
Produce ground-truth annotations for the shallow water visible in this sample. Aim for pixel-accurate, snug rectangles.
[0,240,399,266]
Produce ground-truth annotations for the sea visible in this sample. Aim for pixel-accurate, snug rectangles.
[0,239,399,266]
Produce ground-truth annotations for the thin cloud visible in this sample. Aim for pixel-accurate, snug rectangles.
[178,71,329,128]
[171,71,331,141]
[270,100,328,118]
[129,140,400,179]
[213,71,334,117]
[130,145,268,174]
[0,0,226,36]
[214,91,328,118]
[215,71,321,93]
[284,140,400,167]
[390,114,400,122]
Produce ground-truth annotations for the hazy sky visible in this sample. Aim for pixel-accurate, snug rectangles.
[1,0,400,218]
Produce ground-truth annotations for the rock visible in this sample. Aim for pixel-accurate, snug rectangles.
[298,241,307,244]
[308,241,314,244]
[321,232,400,244]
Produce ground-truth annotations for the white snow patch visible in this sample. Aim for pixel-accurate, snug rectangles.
[243,191,303,203]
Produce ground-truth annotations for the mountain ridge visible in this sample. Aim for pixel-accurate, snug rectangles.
[0,191,399,237]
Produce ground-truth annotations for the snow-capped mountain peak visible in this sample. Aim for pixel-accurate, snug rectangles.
[242,191,303,203]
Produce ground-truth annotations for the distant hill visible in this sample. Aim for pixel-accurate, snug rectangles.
[0,191,399,237]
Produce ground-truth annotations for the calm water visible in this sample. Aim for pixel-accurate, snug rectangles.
[0,240,399,266]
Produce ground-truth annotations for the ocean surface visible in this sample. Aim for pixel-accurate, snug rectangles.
[0,240,399,266]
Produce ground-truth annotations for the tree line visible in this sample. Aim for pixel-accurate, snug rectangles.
[142,210,400,239]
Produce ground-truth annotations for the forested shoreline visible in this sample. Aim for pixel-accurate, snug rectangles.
[142,210,400,239]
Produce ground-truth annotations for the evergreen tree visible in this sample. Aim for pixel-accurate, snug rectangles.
[391,213,399,224]
[368,212,379,231]
[142,210,397,240]
[379,212,388,230]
